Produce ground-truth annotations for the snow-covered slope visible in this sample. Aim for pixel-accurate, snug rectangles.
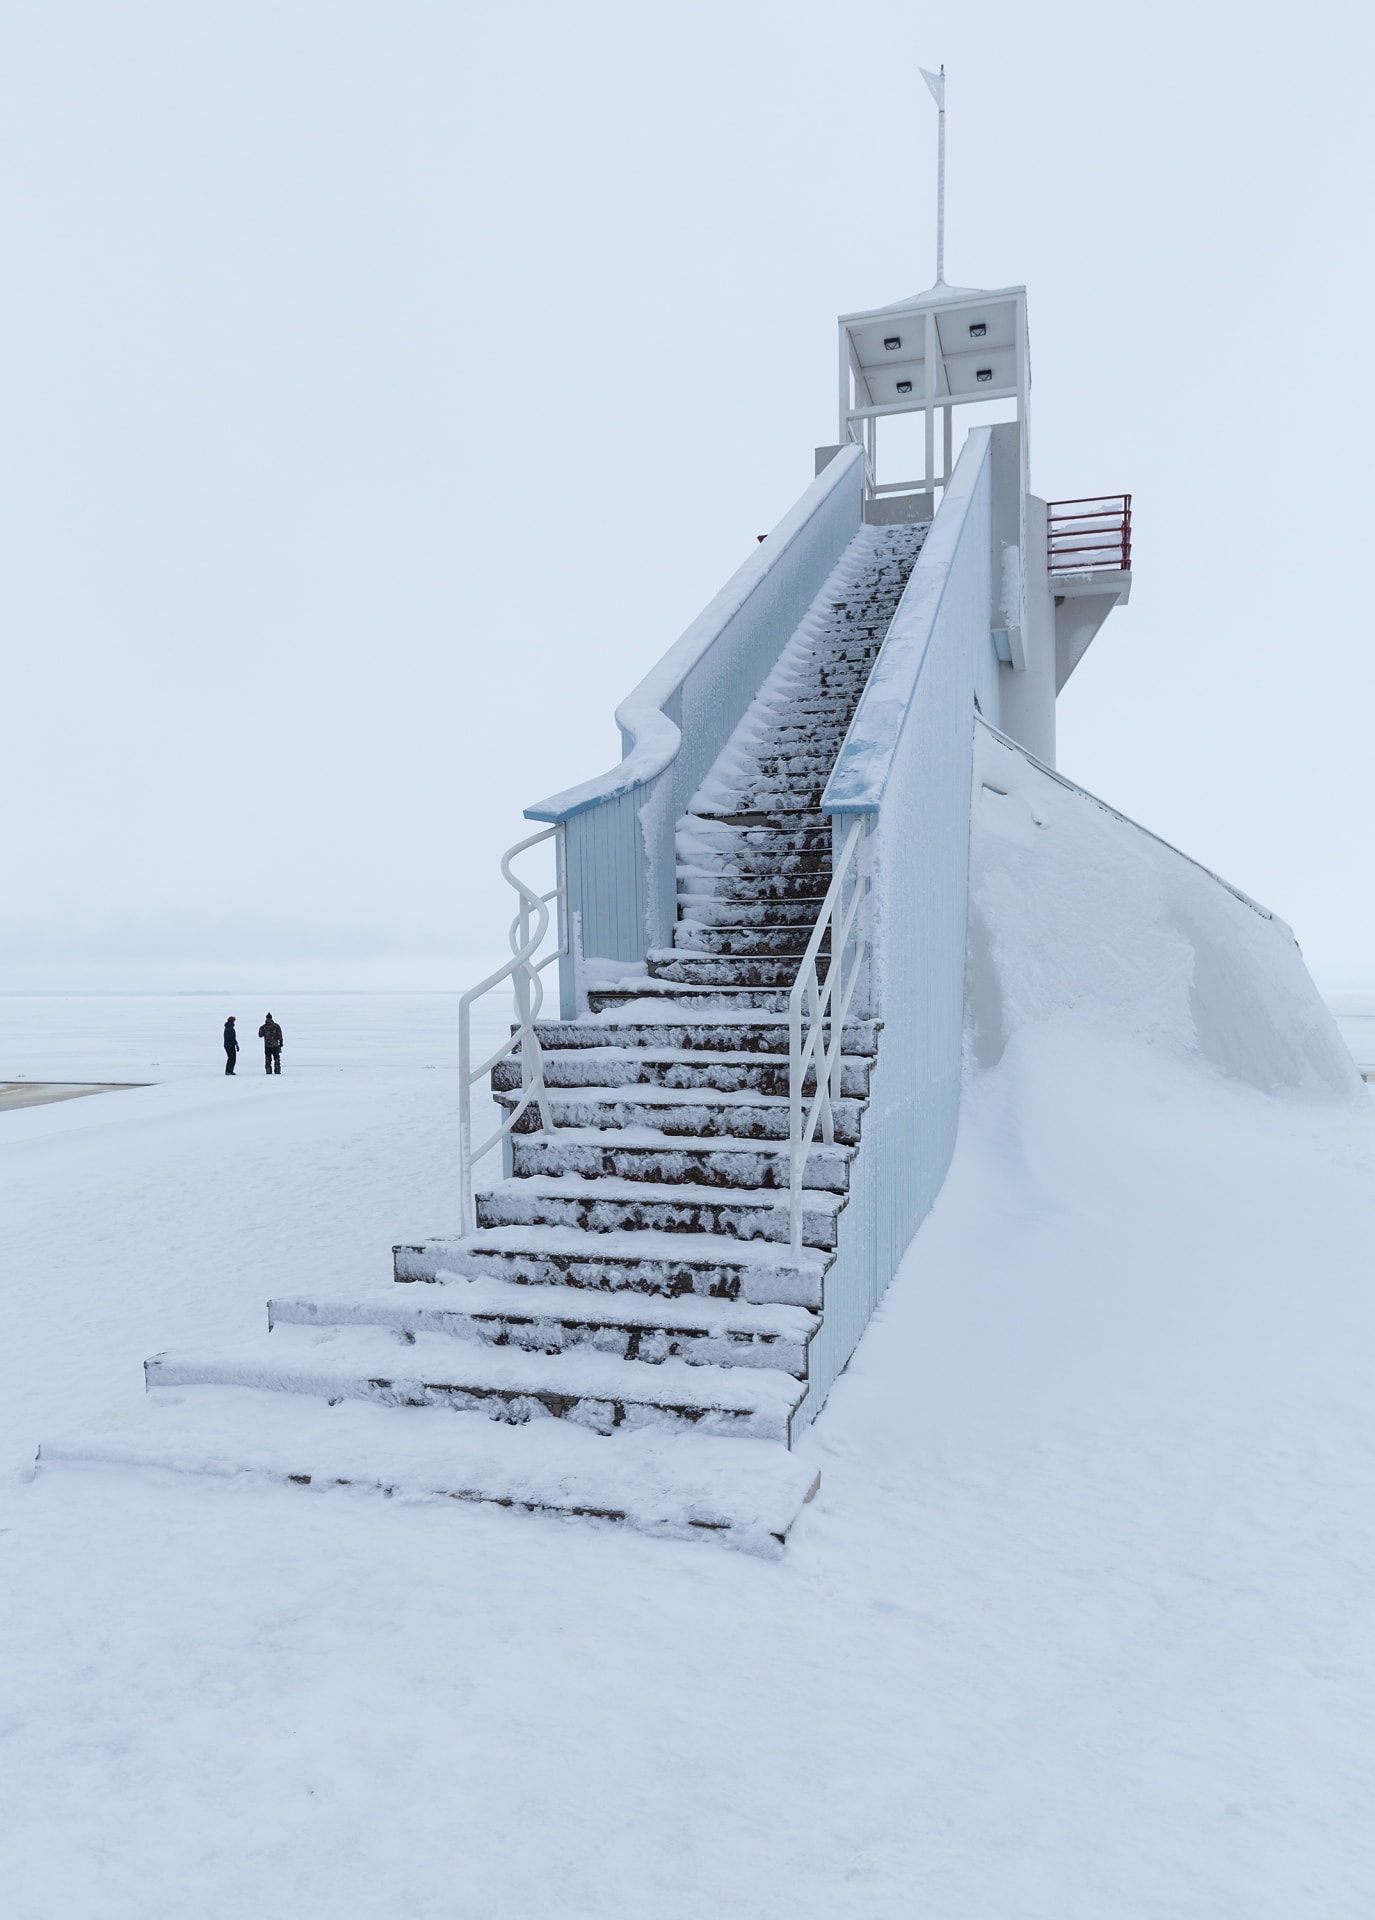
[5,765,1375,1910]
[969,721,1360,1104]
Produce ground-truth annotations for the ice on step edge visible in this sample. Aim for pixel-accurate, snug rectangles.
[269,1276,820,1343]
[38,1386,820,1553]
[144,1327,806,1419]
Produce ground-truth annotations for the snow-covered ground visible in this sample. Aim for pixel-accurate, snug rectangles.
[4,933,1375,1911]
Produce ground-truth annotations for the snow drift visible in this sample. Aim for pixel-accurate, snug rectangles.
[967,721,1361,1106]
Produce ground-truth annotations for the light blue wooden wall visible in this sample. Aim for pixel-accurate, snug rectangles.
[525,447,866,1016]
[799,429,996,1425]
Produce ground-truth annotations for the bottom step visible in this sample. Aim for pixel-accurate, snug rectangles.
[38,1386,820,1555]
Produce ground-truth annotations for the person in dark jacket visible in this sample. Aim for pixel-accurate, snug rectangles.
[223,1016,239,1075]
[258,1013,284,1075]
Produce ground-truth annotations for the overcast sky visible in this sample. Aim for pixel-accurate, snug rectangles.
[3,0,1372,994]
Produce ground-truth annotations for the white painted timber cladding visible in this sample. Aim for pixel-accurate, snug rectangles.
[796,429,994,1426]
[525,447,865,1014]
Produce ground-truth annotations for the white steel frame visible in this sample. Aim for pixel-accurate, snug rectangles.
[838,287,1028,509]
[458,825,568,1235]
[788,815,870,1252]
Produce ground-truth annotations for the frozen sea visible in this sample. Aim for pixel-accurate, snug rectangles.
[2,987,1375,1917]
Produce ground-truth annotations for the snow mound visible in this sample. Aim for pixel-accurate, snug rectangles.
[968,722,1361,1105]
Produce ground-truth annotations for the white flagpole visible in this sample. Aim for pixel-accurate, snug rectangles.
[920,65,947,285]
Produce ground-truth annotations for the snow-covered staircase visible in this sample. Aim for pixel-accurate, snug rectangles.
[41,524,926,1551]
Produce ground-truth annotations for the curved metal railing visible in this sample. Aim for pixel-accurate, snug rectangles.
[458,825,567,1234]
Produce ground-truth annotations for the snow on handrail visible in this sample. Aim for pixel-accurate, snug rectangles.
[788,816,868,1252]
[525,445,865,823]
[822,429,993,817]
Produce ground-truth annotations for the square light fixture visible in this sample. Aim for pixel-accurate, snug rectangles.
[896,380,912,394]
[976,368,993,383]
[883,336,901,351]
[969,322,987,338]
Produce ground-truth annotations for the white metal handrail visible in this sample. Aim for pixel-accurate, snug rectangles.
[789,815,869,1251]
[458,824,567,1234]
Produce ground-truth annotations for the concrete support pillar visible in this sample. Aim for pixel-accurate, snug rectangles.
[998,493,1056,767]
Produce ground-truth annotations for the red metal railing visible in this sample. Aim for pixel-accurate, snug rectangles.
[1046,495,1132,576]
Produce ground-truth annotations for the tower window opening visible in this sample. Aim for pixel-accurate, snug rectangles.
[883,336,901,351]
[969,322,987,338]
[896,379,913,394]
[976,367,993,383]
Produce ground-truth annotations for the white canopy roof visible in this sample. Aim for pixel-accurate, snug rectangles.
[839,282,1027,415]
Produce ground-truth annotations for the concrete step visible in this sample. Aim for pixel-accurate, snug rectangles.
[754,722,849,744]
[40,1387,820,1553]
[394,1222,830,1308]
[781,701,865,720]
[678,853,832,885]
[679,812,831,837]
[674,895,829,927]
[496,1082,861,1144]
[778,674,871,695]
[269,1276,821,1376]
[473,1171,845,1249]
[750,754,846,777]
[708,789,827,814]
[528,1018,879,1057]
[688,806,827,830]
[648,952,830,990]
[675,869,833,902]
[586,980,792,1013]
[670,923,825,958]
[506,1128,855,1193]
[493,1046,869,1098]
[145,1325,808,1444]
[710,771,831,794]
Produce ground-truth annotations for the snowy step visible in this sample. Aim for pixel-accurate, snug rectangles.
[751,755,847,778]
[530,1016,879,1057]
[527,1017,805,1054]
[144,1327,808,1443]
[697,793,827,821]
[507,1129,855,1193]
[677,818,833,855]
[670,923,823,958]
[474,1170,845,1248]
[528,1014,875,1052]
[675,852,825,879]
[688,806,827,830]
[647,953,829,990]
[270,1275,820,1374]
[675,869,833,902]
[40,1387,819,1554]
[777,700,867,715]
[674,895,829,928]
[586,981,792,1013]
[713,765,835,788]
[764,721,851,741]
[394,1222,831,1307]
[493,1046,869,1099]
[710,756,837,779]
[499,1082,861,1144]
[728,776,829,797]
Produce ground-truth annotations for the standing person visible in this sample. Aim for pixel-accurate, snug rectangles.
[258,1012,284,1075]
[223,1016,239,1075]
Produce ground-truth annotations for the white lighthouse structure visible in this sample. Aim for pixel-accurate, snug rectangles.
[818,272,1131,769]
[47,94,1152,1546]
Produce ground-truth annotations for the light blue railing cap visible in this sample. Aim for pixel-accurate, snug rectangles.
[525,444,865,824]
[824,430,993,816]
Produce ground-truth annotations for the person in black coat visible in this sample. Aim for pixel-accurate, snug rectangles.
[258,1013,284,1075]
[223,1016,239,1075]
